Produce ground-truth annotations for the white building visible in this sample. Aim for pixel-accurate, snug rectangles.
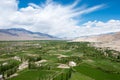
[0,75,3,80]
[13,56,21,61]
[69,61,76,67]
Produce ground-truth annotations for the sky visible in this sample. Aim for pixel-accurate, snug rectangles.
[0,0,120,38]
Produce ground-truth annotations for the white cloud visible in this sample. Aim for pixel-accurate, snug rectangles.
[79,20,120,36]
[0,0,120,38]
[0,0,18,28]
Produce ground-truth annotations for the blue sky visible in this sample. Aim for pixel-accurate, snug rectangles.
[19,0,120,23]
[0,0,120,38]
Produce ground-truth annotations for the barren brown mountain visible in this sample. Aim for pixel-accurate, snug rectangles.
[73,32,120,51]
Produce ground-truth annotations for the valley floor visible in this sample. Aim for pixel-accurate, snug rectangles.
[0,41,120,80]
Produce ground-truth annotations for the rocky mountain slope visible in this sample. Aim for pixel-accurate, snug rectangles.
[73,31,120,51]
[73,32,120,42]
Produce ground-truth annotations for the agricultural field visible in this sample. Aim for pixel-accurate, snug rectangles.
[0,40,120,80]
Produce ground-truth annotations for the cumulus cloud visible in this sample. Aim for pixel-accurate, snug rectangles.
[0,0,120,38]
[76,20,120,37]
[0,0,18,27]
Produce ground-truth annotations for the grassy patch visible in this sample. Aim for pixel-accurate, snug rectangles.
[70,72,94,80]
[8,70,55,80]
[74,63,120,80]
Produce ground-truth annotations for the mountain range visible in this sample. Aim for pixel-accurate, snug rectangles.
[73,31,120,51]
[73,32,120,42]
[1,28,120,51]
[0,28,56,40]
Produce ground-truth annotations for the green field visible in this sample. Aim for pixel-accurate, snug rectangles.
[8,70,56,80]
[72,63,120,80]
[0,41,120,80]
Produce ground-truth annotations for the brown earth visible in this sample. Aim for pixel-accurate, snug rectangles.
[73,31,120,51]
